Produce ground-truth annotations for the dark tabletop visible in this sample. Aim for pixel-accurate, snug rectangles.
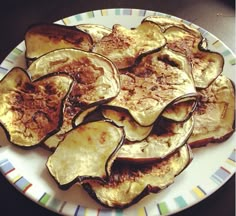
[0,0,235,215]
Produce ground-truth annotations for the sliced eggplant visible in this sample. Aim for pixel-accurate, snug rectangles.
[117,117,194,163]
[107,48,197,126]
[0,67,73,147]
[102,108,153,142]
[46,120,124,188]
[164,26,224,88]
[162,98,197,122]
[25,23,93,65]
[28,48,120,148]
[83,145,192,209]
[143,15,202,38]
[93,21,166,69]
[188,75,235,147]
[44,106,98,150]
[76,23,112,44]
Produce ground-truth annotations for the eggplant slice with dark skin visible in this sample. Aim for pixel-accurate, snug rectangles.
[0,67,73,147]
[102,107,153,142]
[92,21,166,69]
[46,120,125,189]
[188,75,235,147]
[107,48,198,126]
[28,48,120,149]
[117,116,194,163]
[163,26,224,88]
[83,145,192,209]
[25,23,93,65]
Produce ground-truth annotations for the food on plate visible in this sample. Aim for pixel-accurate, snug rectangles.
[117,117,194,163]
[188,75,235,147]
[93,21,166,69]
[0,14,234,210]
[25,23,93,65]
[107,48,198,126]
[76,23,112,44]
[83,145,192,208]
[46,120,124,189]
[0,67,73,147]
[27,48,120,149]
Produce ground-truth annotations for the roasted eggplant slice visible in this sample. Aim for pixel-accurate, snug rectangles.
[143,15,202,37]
[117,117,194,163]
[93,21,166,69]
[188,75,235,147]
[0,67,73,147]
[102,108,153,142]
[25,23,93,64]
[162,98,197,122]
[164,26,224,88]
[76,23,112,44]
[107,48,197,126]
[28,48,120,148]
[83,145,192,209]
[46,120,125,188]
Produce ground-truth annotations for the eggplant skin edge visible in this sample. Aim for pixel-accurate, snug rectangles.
[82,145,193,209]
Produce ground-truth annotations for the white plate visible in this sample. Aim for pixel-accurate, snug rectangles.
[0,8,235,216]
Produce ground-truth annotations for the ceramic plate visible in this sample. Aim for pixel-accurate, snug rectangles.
[0,8,235,216]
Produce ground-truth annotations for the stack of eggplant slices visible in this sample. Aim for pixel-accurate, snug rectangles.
[0,15,234,208]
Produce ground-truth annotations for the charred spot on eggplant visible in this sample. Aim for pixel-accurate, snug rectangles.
[0,67,73,147]
[46,120,125,188]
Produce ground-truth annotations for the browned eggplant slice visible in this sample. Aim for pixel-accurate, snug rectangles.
[107,48,197,126]
[117,117,194,163]
[28,48,120,148]
[102,108,153,142]
[162,98,197,122]
[0,67,73,147]
[83,145,192,209]
[25,23,93,65]
[92,21,166,69]
[164,26,224,88]
[76,23,112,44]
[46,120,125,188]
[188,75,235,147]
[44,106,98,150]
[143,15,202,37]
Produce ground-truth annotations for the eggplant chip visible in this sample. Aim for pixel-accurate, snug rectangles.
[188,75,235,147]
[25,23,93,65]
[46,120,124,188]
[83,145,192,209]
[102,108,153,142]
[164,26,224,88]
[143,15,202,37]
[0,67,73,147]
[107,48,197,126]
[28,48,120,149]
[93,21,166,69]
[117,117,194,163]
[76,23,112,44]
